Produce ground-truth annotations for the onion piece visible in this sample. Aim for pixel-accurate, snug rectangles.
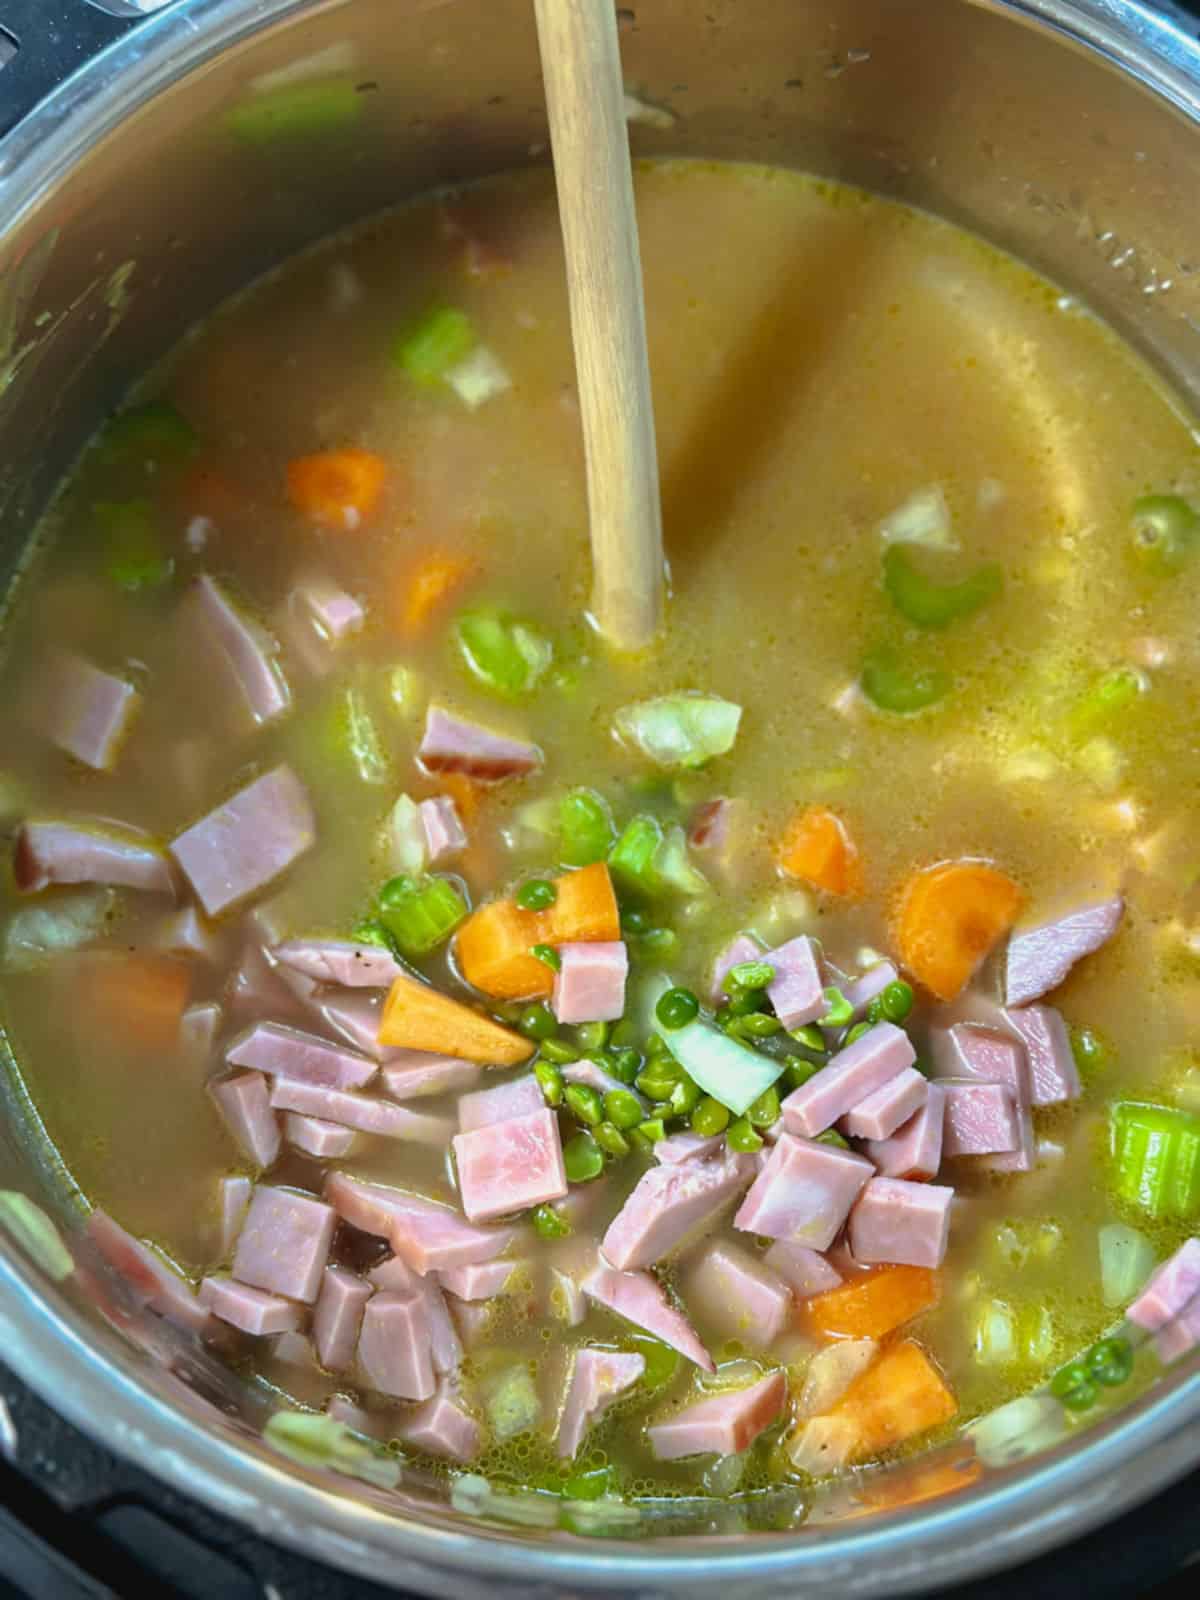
[386,794,428,876]
[968,1393,1066,1469]
[1099,1222,1157,1309]
[878,485,958,549]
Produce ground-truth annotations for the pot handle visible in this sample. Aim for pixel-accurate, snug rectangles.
[0,0,160,143]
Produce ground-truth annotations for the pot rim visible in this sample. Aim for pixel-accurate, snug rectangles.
[2,0,1200,1591]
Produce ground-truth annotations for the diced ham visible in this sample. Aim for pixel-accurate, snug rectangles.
[781,1023,915,1138]
[217,1176,252,1258]
[418,705,542,783]
[382,1052,480,1100]
[227,1022,376,1090]
[453,1108,567,1222]
[272,938,405,988]
[199,1276,301,1335]
[437,1258,526,1300]
[227,940,312,1026]
[231,1185,335,1304]
[159,907,224,963]
[840,1067,928,1141]
[552,941,628,1025]
[291,575,365,643]
[184,575,290,726]
[368,1257,463,1375]
[420,796,467,864]
[930,1024,1028,1094]
[734,1134,873,1251]
[271,1330,317,1370]
[600,1154,755,1271]
[1005,895,1125,1006]
[207,1072,281,1168]
[556,1347,645,1457]
[941,1080,1020,1158]
[268,1078,453,1145]
[1002,1004,1080,1106]
[358,1290,436,1401]
[1154,1299,1200,1364]
[841,962,899,1024]
[1128,1238,1200,1333]
[654,1132,725,1165]
[311,988,387,1059]
[864,1082,946,1181]
[684,1240,792,1349]
[87,1210,211,1335]
[170,766,316,917]
[848,1177,954,1269]
[325,1394,390,1441]
[647,1370,788,1460]
[708,933,765,1005]
[14,821,174,896]
[324,1173,515,1273]
[312,1266,372,1371]
[285,1113,357,1159]
[458,1074,545,1132]
[764,936,825,1028]
[35,652,140,771]
[763,1240,844,1298]
[583,1263,714,1371]
[563,1059,644,1103]
[399,1384,481,1461]
[181,1001,223,1066]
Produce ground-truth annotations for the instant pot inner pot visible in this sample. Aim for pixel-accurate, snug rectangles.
[2,0,1200,1579]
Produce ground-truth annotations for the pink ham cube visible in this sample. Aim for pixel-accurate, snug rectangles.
[864,1081,946,1181]
[226,1022,377,1091]
[452,1108,567,1222]
[369,1257,463,1377]
[400,1384,481,1461]
[848,1177,954,1269]
[358,1290,436,1401]
[582,1263,714,1370]
[437,1258,526,1301]
[552,941,628,1025]
[764,936,825,1028]
[170,766,316,917]
[199,1276,302,1336]
[207,1071,280,1169]
[458,1074,545,1132]
[601,1154,756,1271]
[324,1173,515,1273]
[269,1078,453,1145]
[1128,1238,1200,1332]
[684,1240,792,1349]
[1005,895,1124,1007]
[284,1113,357,1159]
[35,651,140,771]
[231,1185,335,1304]
[709,933,765,1005]
[647,1370,788,1460]
[1002,1004,1081,1106]
[840,1067,928,1141]
[419,796,467,864]
[217,1176,252,1259]
[781,1023,915,1138]
[382,1052,480,1101]
[941,1081,1020,1158]
[762,1240,843,1297]
[734,1133,873,1252]
[272,938,405,988]
[312,1266,372,1370]
[654,1131,725,1166]
[557,1347,645,1457]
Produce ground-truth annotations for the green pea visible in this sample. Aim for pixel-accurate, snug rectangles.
[790,1024,827,1052]
[594,1120,631,1157]
[726,987,766,1017]
[519,1002,558,1041]
[692,1096,731,1136]
[563,1131,604,1183]
[728,961,776,992]
[727,1116,763,1152]
[643,1031,670,1059]
[351,918,392,949]
[517,878,557,911]
[1086,1336,1133,1388]
[608,1047,642,1084]
[670,1074,703,1117]
[531,943,561,971]
[729,1011,781,1040]
[656,986,700,1031]
[534,1060,564,1107]
[815,1129,849,1149]
[532,1203,571,1239]
[747,1086,781,1128]
[575,1020,611,1053]
[638,927,678,957]
[604,1089,645,1130]
[784,1055,822,1091]
[621,906,649,934]
[1050,1361,1097,1411]
[821,986,853,1028]
[1130,492,1200,574]
[866,996,885,1024]
[635,1063,680,1102]
[609,1018,638,1049]
[843,1021,872,1047]
[636,1117,667,1144]
[539,1037,580,1065]
[564,1083,604,1127]
[626,1333,680,1391]
[879,980,914,1023]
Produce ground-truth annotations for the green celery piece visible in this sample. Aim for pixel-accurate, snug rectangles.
[227,79,364,144]
[264,1411,398,1489]
[455,608,552,698]
[609,813,664,894]
[378,875,467,958]
[343,684,388,784]
[94,500,173,591]
[613,693,741,769]
[0,1192,73,1281]
[650,979,783,1115]
[1068,667,1144,742]
[651,823,709,898]
[395,306,475,384]
[860,644,950,714]
[1110,1100,1200,1220]
[882,545,1002,629]
[100,401,196,466]
[559,787,615,867]
[1130,493,1200,575]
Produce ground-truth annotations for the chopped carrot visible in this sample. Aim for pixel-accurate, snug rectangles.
[378,974,532,1065]
[286,447,387,531]
[455,862,621,1000]
[778,805,863,896]
[807,1266,940,1342]
[830,1339,957,1459]
[439,772,483,826]
[400,552,477,634]
[893,858,1023,1001]
[78,955,192,1051]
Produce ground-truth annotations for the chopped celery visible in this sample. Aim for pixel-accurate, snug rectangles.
[100,401,196,466]
[971,1298,1018,1367]
[394,306,475,384]
[344,685,388,784]
[227,79,364,144]
[1098,1222,1157,1307]
[652,824,709,898]
[654,986,784,1115]
[1068,667,1145,741]
[487,1365,541,1440]
[455,608,552,698]
[0,1192,73,1281]
[562,1466,615,1500]
[264,1410,398,1489]
[559,787,615,867]
[378,874,467,957]
[609,814,663,893]
[860,645,950,713]
[94,500,173,591]
[1130,493,1200,574]
[882,545,1002,628]
[613,693,742,769]
[1110,1100,1200,1220]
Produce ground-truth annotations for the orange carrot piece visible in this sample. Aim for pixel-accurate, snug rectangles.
[79,955,192,1051]
[546,861,620,944]
[439,772,483,826]
[378,974,532,1065]
[830,1339,957,1459]
[778,805,863,896]
[455,862,621,1000]
[400,552,477,634]
[807,1266,940,1342]
[286,447,387,531]
[893,858,1023,1001]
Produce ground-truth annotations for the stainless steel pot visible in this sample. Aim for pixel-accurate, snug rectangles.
[1,0,1200,1592]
